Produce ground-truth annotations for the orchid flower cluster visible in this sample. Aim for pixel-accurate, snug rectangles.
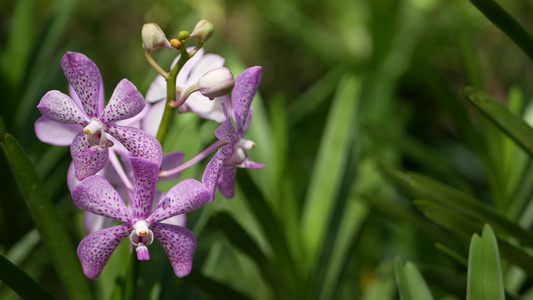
[34,20,264,279]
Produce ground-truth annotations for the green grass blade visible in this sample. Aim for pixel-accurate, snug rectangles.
[468,0,533,62]
[388,170,533,249]
[394,257,434,300]
[463,87,533,157]
[466,225,505,300]
[300,73,360,268]
[0,254,57,300]
[1,134,93,300]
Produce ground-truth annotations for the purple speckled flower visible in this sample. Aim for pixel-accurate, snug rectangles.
[36,52,160,180]
[215,66,265,198]
[72,153,210,279]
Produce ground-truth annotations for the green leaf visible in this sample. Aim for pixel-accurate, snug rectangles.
[364,123,472,192]
[0,254,57,300]
[414,200,533,278]
[463,87,533,157]
[300,73,360,268]
[468,0,533,63]
[466,225,505,300]
[387,170,533,249]
[394,257,434,300]
[1,134,93,300]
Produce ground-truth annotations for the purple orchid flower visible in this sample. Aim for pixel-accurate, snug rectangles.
[36,52,160,180]
[212,66,265,198]
[68,150,186,235]
[72,153,210,279]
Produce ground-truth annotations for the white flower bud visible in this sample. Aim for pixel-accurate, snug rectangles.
[190,19,214,43]
[142,23,171,50]
[198,67,235,99]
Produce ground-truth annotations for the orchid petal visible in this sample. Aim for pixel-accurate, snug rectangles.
[115,101,149,128]
[71,132,109,181]
[148,179,209,224]
[202,145,232,201]
[100,79,146,123]
[77,225,130,279]
[35,116,81,146]
[240,160,266,169]
[106,125,162,165]
[61,52,103,118]
[141,100,166,137]
[161,214,187,227]
[214,117,237,143]
[161,152,185,181]
[185,94,231,122]
[217,166,237,198]
[37,90,90,125]
[145,74,166,103]
[152,223,196,277]
[233,66,262,135]
[186,53,225,85]
[72,175,132,224]
[130,156,160,220]
[175,48,204,87]
[84,212,115,235]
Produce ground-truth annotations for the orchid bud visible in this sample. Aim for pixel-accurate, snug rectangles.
[142,23,171,50]
[190,19,214,43]
[197,67,235,99]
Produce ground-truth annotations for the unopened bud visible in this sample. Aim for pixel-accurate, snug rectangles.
[190,19,214,43]
[198,67,235,99]
[142,23,171,50]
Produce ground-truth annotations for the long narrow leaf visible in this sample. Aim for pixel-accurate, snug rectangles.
[1,134,93,300]
[394,257,434,300]
[466,225,505,300]
[300,73,360,268]
[0,254,57,300]
[388,170,533,249]
[468,0,533,62]
[463,87,533,157]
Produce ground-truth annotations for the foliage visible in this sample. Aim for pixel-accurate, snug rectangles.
[3,0,533,299]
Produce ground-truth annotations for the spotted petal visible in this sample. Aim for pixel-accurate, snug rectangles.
[100,79,146,123]
[106,125,162,165]
[77,225,130,279]
[232,66,262,135]
[152,223,196,277]
[214,117,237,143]
[130,156,159,220]
[72,175,132,224]
[35,116,81,146]
[37,90,90,125]
[71,132,109,180]
[202,145,232,201]
[148,179,210,224]
[62,52,103,118]
[217,166,237,199]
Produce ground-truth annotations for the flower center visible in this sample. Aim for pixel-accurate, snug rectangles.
[130,220,154,261]
[228,139,255,165]
[82,119,113,151]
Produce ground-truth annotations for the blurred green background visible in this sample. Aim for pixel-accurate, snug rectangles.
[3,0,533,299]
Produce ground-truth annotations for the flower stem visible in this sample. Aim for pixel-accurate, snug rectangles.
[155,47,192,146]
[145,50,170,78]
[124,254,140,300]
[159,140,228,178]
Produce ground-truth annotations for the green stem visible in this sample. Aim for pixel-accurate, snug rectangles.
[124,254,140,300]
[155,47,192,146]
